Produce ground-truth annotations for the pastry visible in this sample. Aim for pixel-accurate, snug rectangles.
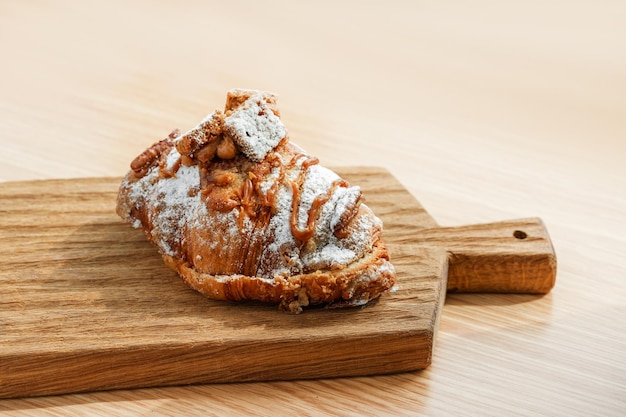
[116,89,396,313]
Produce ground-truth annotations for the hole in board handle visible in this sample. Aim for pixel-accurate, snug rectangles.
[513,230,528,240]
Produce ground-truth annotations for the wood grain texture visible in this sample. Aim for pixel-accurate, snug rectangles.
[1,0,625,415]
[423,218,557,293]
[0,171,448,398]
[0,170,555,398]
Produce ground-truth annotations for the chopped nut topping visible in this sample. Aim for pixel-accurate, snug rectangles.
[217,136,237,160]
[175,110,226,160]
[130,137,173,179]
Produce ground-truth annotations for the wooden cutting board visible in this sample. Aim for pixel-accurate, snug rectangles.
[0,167,556,398]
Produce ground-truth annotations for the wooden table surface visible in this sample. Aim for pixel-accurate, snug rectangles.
[1,1,624,415]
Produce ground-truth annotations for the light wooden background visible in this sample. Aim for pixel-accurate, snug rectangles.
[1,1,625,415]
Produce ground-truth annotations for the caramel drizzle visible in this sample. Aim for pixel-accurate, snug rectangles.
[237,176,256,229]
[288,156,349,242]
[194,148,350,245]
[257,165,284,208]
[291,153,319,170]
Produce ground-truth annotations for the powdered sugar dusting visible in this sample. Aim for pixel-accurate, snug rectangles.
[123,153,379,276]
[257,184,301,277]
[296,165,337,230]
[259,165,283,194]
[118,90,387,282]
[165,146,182,171]
[329,187,362,231]
[223,93,286,162]
[291,164,372,271]
[125,147,203,256]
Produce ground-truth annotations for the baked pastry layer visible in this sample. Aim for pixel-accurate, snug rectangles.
[116,89,396,313]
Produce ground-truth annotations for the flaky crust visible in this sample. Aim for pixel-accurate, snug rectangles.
[164,239,394,313]
[116,89,396,313]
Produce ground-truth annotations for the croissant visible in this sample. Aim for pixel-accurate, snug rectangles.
[116,89,396,313]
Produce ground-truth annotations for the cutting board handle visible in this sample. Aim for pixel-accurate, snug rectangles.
[416,217,557,294]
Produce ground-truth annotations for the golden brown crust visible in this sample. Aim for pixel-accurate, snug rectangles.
[116,89,396,313]
[162,239,394,313]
